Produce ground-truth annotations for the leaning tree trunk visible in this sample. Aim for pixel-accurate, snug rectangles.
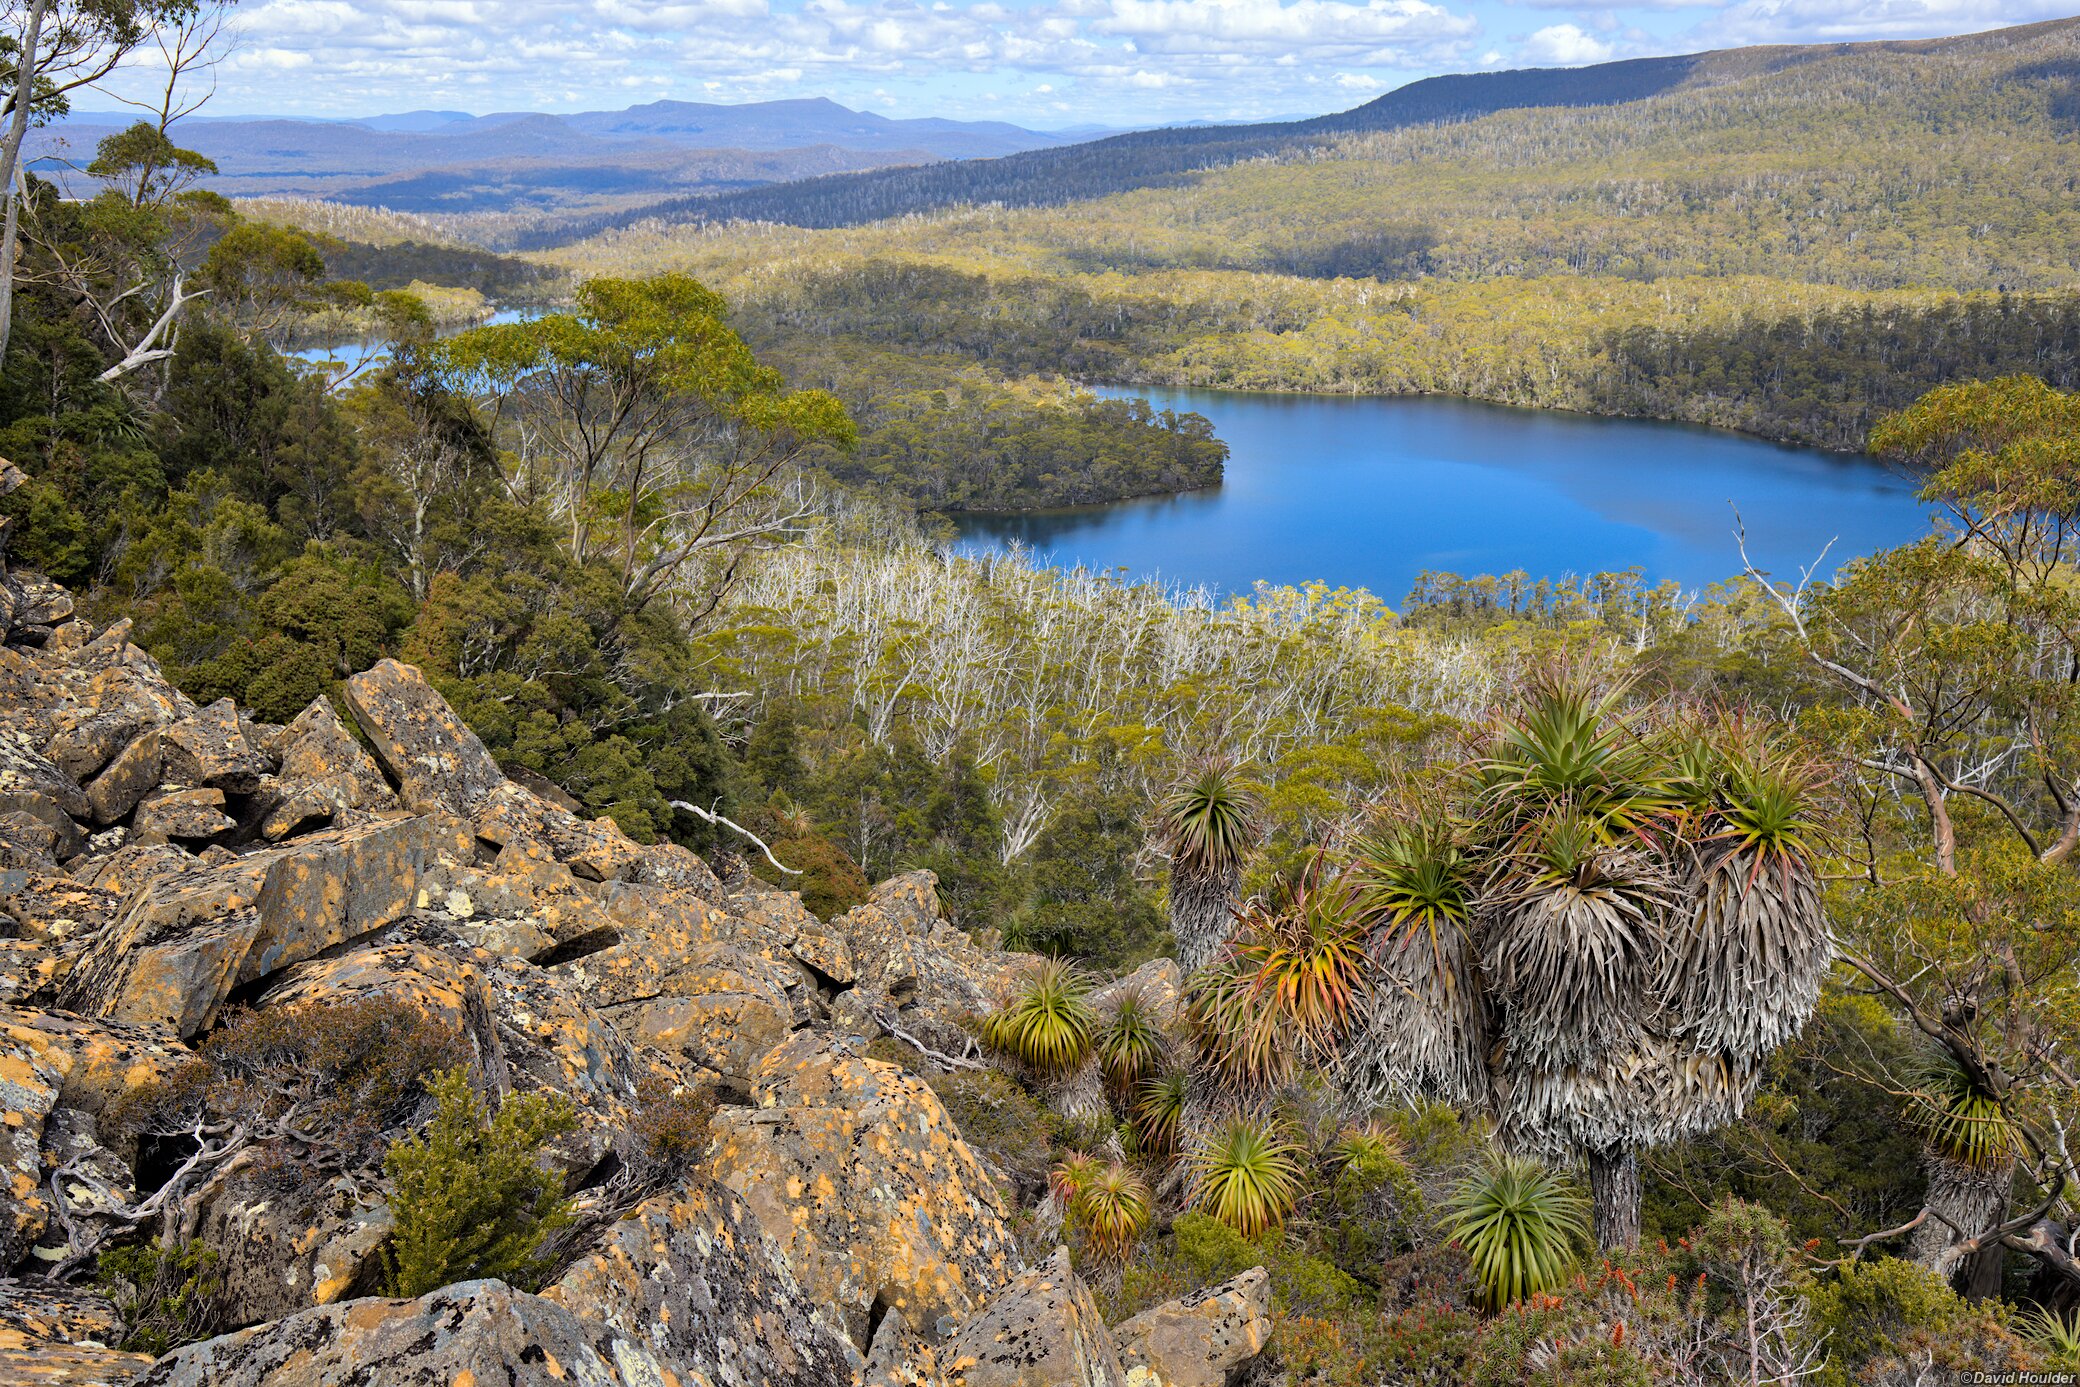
[1588,1148,1642,1251]
[1908,1154,2013,1301]
[1171,861,1241,975]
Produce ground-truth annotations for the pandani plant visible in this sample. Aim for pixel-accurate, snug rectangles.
[982,958,1097,1077]
[1093,985,1167,1099]
[1902,1047,2026,1276]
[1341,677,1834,1251]
[1134,1069,1191,1158]
[1159,759,1262,974]
[1441,1152,1590,1310]
[1072,1161,1154,1261]
[1187,1113,1304,1240]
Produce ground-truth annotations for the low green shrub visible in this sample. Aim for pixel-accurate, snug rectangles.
[382,1069,577,1297]
[96,1239,226,1356]
[1804,1256,2031,1387]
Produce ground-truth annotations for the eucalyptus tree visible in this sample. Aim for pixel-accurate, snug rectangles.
[436,274,854,621]
[1343,680,1833,1250]
[3,1,235,364]
[1749,377,2080,1295]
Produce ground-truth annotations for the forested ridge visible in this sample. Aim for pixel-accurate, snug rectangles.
[532,17,2080,240]
[552,17,2080,449]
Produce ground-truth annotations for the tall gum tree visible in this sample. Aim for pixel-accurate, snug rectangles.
[435,274,854,623]
[2,1,226,361]
[1750,376,2080,1296]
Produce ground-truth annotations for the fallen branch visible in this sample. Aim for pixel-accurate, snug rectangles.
[668,799,799,875]
[1834,1208,1929,1264]
[869,1006,987,1072]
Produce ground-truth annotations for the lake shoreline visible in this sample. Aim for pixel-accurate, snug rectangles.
[951,385,1931,603]
[1065,375,1883,460]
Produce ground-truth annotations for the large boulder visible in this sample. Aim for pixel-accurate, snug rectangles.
[544,1178,862,1387]
[341,659,504,818]
[941,1246,1128,1387]
[729,880,856,985]
[275,698,393,809]
[130,788,237,847]
[0,1019,70,1271]
[473,780,643,884]
[709,1031,1020,1347]
[0,1012,189,1271]
[0,735,89,860]
[0,1338,154,1385]
[254,697,400,841]
[189,1159,393,1324]
[159,700,267,795]
[83,728,162,826]
[0,1281,148,1387]
[133,1279,672,1386]
[1111,1268,1273,1387]
[835,871,1022,1028]
[46,660,188,791]
[60,817,473,1037]
[605,941,809,1087]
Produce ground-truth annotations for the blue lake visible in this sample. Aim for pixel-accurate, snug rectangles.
[951,387,1935,603]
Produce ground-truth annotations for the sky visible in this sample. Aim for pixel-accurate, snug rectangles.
[83,0,2080,128]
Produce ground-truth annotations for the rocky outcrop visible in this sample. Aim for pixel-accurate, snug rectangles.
[942,1246,1128,1387]
[58,816,473,1038]
[134,1279,672,1386]
[340,658,505,818]
[710,1031,1021,1347]
[0,568,1264,1387]
[1112,1268,1273,1387]
[544,1179,862,1387]
[0,1281,149,1386]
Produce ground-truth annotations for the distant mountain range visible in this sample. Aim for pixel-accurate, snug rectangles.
[22,98,1116,213]
[542,16,2080,241]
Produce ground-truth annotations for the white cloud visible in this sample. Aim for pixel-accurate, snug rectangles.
[119,0,1491,121]
[1097,0,1475,57]
[1690,0,2075,45]
[1519,22,1614,63]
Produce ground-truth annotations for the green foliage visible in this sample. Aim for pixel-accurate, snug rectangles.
[95,1240,225,1356]
[1159,759,1261,879]
[1230,857,1370,1057]
[1643,991,1927,1257]
[1093,985,1166,1098]
[1906,1049,2020,1172]
[791,347,1227,511]
[383,1068,578,1298]
[2025,1306,2080,1370]
[1133,1069,1189,1158]
[1110,1211,1366,1326]
[982,958,1097,1076]
[1070,1161,1153,1262]
[757,810,872,919]
[1188,1115,1304,1239]
[1440,1153,1589,1310]
[1805,1257,2027,1387]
